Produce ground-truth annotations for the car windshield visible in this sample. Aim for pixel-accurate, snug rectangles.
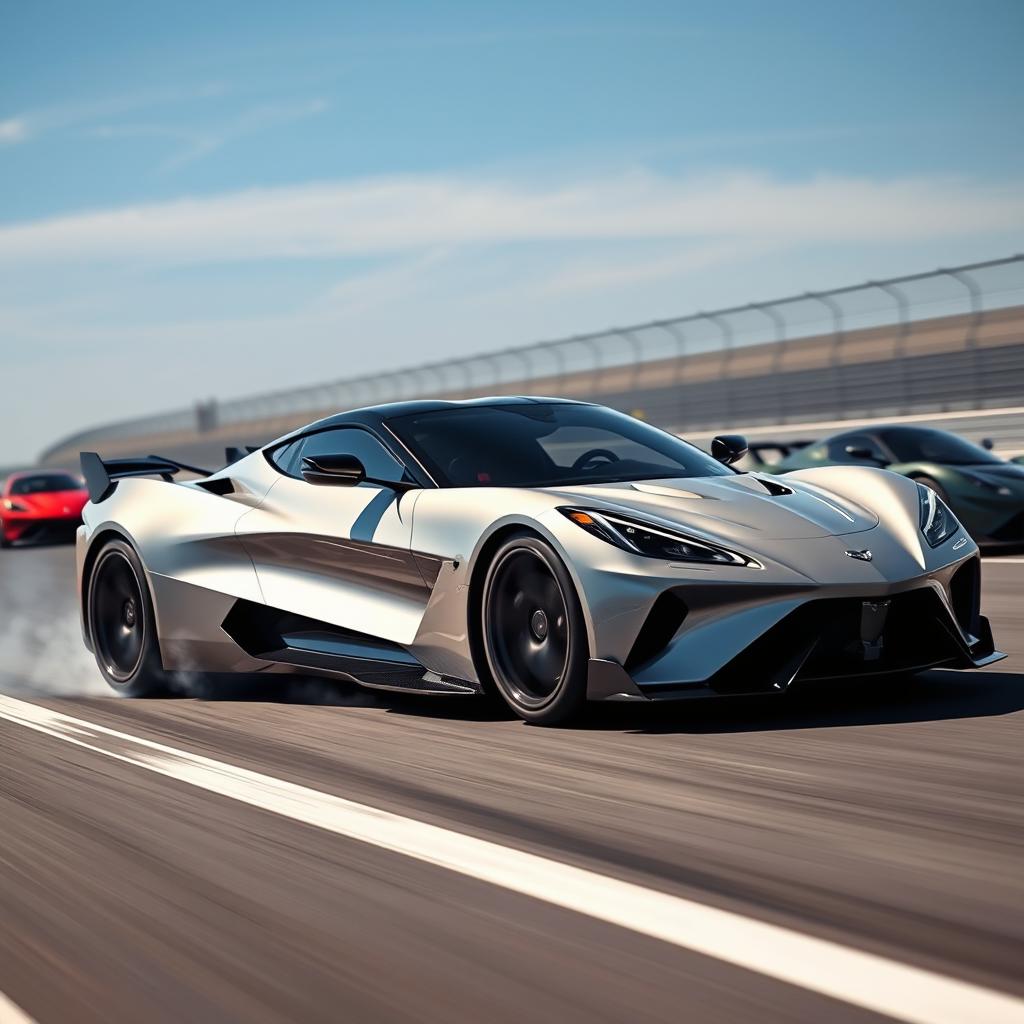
[387,403,733,487]
[9,472,82,495]
[879,428,1002,466]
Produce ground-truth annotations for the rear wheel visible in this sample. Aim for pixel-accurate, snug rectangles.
[479,534,588,725]
[87,539,170,696]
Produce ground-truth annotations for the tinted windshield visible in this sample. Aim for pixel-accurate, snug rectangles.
[879,428,1002,466]
[9,473,82,495]
[387,403,733,487]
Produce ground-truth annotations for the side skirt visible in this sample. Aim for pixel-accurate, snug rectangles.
[221,600,480,695]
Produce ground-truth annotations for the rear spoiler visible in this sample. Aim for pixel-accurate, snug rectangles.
[80,451,213,503]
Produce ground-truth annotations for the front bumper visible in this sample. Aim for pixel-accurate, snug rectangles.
[1,515,82,545]
[585,558,1004,702]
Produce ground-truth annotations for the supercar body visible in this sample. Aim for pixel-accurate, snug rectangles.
[77,398,1003,724]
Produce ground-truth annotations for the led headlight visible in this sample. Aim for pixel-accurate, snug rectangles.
[916,483,960,548]
[1,499,28,512]
[558,507,758,566]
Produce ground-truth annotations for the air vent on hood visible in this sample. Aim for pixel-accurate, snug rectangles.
[753,476,793,496]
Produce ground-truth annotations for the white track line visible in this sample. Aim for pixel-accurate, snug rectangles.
[0,990,37,1024]
[986,557,1024,565]
[1,696,1021,1024]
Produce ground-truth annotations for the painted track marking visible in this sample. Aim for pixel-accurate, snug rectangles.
[0,990,37,1024]
[0,695,1022,1024]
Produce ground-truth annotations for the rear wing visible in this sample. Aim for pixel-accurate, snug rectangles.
[80,451,212,503]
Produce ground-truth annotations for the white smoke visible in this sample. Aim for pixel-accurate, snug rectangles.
[0,598,107,695]
[0,546,394,704]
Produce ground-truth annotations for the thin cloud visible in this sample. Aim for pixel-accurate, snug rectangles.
[1,169,1022,265]
[0,118,28,144]
[158,97,330,172]
[0,83,229,146]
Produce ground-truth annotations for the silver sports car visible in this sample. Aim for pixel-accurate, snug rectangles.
[77,397,1003,724]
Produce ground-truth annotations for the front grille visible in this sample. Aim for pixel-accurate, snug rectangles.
[8,519,80,545]
[706,588,962,694]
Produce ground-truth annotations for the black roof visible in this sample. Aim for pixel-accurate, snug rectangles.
[302,395,588,434]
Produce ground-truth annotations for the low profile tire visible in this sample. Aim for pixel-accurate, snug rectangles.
[87,539,170,697]
[479,533,589,725]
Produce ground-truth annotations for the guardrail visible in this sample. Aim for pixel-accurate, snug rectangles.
[40,254,1024,463]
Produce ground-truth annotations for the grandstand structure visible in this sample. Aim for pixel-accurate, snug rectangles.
[41,256,1024,465]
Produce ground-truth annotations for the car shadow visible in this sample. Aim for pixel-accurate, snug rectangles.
[193,667,1024,734]
[586,669,1024,735]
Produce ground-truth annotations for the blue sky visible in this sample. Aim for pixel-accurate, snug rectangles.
[1,0,1023,463]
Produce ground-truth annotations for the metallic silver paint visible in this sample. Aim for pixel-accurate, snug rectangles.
[78,423,1003,700]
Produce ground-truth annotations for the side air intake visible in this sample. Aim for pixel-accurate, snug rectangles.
[625,590,688,671]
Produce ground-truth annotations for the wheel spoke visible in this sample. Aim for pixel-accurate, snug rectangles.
[92,553,145,682]
[485,547,571,706]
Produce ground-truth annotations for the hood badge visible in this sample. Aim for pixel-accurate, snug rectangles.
[845,549,873,562]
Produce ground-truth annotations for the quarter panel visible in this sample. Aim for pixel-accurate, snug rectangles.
[79,476,266,669]
[235,480,429,645]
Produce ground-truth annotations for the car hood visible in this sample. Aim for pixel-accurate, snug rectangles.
[9,489,88,516]
[544,474,880,541]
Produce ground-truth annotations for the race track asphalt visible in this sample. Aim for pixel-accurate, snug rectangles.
[0,544,1021,1023]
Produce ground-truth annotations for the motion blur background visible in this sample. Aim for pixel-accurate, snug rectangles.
[2,4,1024,1024]
[2,0,1023,468]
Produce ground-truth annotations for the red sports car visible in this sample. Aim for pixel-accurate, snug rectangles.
[1,470,88,547]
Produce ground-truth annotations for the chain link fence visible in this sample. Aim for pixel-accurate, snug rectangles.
[40,255,1024,462]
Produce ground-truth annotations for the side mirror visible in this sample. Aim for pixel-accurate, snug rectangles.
[301,453,365,486]
[981,438,994,451]
[711,434,748,466]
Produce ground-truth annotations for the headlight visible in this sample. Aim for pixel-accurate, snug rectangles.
[1,499,28,512]
[916,483,960,547]
[961,471,1012,497]
[558,507,759,566]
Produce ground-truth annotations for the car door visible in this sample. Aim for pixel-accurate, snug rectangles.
[235,426,434,645]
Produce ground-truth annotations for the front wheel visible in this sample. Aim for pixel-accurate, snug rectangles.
[479,533,589,725]
[914,475,950,503]
[87,539,170,696]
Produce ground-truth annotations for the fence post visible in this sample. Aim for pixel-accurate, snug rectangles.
[500,347,533,389]
[942,267,984,409]
[700,312,733,426]
[805,291,846,419]
[748,301,787,424]
[654,320,687,427]
[536,340,567,393]
[610,328,645,397]
[869,282,911,414]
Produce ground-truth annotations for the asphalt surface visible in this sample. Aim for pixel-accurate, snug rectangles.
[0,543,1021,1023]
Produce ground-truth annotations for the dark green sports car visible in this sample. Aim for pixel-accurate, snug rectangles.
[770,425,1024,548]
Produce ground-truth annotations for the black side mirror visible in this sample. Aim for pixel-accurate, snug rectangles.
[301,453,365,486]
[711,434,748,466]
[981,438,994,451]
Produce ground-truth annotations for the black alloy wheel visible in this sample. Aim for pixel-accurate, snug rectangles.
[88,540,169,696]
[480,533,588,725]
